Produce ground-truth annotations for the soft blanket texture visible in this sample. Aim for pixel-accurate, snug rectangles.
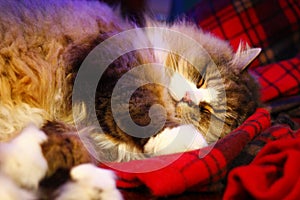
[99,0,300,198]
[224,131,300,200]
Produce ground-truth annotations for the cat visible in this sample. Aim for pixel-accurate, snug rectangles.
[0,0,261,159]
[0,0,261,198]
[90,23,261,161]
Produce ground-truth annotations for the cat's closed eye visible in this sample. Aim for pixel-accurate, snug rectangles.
[196,75,205,89]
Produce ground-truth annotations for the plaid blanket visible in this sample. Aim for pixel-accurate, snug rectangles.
[188,0,300,68]
[99,0,300,198]
[252,56,300,103]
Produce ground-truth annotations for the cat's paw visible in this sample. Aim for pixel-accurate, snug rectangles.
[0,172,36,200]
[55,164,123,200]
[0,124,48,190]
[144,124,208,155]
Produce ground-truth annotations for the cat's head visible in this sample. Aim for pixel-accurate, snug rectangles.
[93,21,262,160]
[160,24,262,142]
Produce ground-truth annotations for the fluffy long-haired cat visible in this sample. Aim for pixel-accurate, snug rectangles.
[0,0,261,198]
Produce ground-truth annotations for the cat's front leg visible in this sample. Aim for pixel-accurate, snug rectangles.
[144,124,208,156]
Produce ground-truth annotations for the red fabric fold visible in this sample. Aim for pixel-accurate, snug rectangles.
[224,129,300,200]
[101,108,271,196]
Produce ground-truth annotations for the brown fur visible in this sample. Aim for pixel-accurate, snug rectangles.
[41,121,94,179]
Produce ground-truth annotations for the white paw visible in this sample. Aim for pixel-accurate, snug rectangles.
[0,124,48,189]
[0,172,36,200]
[56,164,123,200]
[144,124,208,155]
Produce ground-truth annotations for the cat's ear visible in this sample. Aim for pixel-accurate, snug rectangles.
[233,42,261,72]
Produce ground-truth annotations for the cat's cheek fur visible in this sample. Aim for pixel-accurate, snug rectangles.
[144,124,208,155]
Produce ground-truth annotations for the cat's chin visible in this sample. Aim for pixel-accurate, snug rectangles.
[144,124,208,156]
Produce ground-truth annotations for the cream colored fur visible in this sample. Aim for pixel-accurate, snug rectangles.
[0,0,126,141]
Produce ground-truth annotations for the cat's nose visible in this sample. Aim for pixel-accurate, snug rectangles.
[182,92,191,102]
[182,91,202,105]
[182,92,193,105]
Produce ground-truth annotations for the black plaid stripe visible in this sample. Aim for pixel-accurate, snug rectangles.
[207,0,228,39]
[232,0,263,47]
[178,149,225,188]
[278,60,300,94]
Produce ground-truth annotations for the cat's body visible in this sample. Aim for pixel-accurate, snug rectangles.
[0,0,260,170]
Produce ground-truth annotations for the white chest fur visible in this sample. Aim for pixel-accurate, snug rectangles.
[144,124,208,155]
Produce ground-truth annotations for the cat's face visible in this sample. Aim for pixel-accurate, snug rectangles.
[168,72,217,105]
[166,67,219,142]
[93,22,262,161]
[163,42,261,143]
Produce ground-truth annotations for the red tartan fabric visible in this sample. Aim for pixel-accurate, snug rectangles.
[250,55,300,102]
[188,0,300,68]
[224,129,300,200]
[101,108,271,196]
